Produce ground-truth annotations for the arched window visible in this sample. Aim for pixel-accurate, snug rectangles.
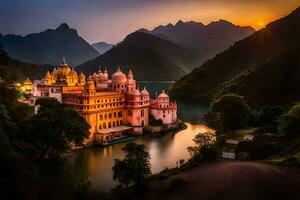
[114,112,117,118]
[118,111,122,117]
[100,114,103,120]
[103,122,106,129]
[109,113,112,118]
[108,122,111,128]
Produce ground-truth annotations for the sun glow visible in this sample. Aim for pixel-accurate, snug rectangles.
[258,21,265,28]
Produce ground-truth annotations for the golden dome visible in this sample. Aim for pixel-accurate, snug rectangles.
[68,68,78,79]
[23,77,32,85]
[51,68,58,78]
[79,72,86,81]
[57,57,71,81]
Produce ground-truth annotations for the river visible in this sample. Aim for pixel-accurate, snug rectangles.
[64,81,214,191]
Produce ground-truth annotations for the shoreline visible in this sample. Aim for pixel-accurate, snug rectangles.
[65,120,188,156]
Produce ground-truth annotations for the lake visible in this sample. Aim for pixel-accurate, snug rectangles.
[64,81,213,191]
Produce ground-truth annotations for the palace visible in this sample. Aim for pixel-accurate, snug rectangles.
[29,58,177,144]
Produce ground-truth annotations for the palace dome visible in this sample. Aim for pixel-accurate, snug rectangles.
[141,87,149,95]
[23,77,32,85]
[158,90,169,98]
[51,68,59,78]
[92,72,98,81]
[103,69,108,80]
[112,66,127,83]
[79,72,86,81]
[57,57,71,80]
[68,68,78,79]
[133,89,141,96]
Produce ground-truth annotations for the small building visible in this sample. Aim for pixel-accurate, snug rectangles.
[222,147,236,160]
[149,90,177,124]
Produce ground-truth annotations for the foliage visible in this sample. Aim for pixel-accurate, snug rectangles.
[188,132,218,161]
[210,94,253,131]
[112,143,151,188]
[187,132,215,157]
[278,102,300,137]
[255,105,284,133]
[21,98,90,161]
[0,47,42,82]
[0,81,91,199]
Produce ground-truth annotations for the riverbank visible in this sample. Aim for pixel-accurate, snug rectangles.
[69,121,187,154]
[144,160,300,200]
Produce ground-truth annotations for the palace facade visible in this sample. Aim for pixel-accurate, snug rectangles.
[30,58,177,143]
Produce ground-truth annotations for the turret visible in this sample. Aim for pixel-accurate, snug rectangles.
[79,72,86,85]
[84,75,96,96]
[127,69,133,80]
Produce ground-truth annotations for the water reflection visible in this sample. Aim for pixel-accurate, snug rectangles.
[65,123,214,191]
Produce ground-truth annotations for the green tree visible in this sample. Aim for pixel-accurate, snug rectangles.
[255,105,284,133]
[211,94,253,132]
[112,143,151,188]
[21,98,90,161]
[188,133,217,161]
[278,102,300,137]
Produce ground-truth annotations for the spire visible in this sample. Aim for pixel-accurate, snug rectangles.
[62,56,67,65]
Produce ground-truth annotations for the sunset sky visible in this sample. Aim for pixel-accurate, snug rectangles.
[0,0,300,43]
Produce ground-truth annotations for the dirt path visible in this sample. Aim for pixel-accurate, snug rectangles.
[145,161,300,200]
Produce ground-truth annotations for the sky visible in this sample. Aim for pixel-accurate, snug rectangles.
[0,0,299,44]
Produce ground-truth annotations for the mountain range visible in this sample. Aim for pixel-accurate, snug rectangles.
[91,42,114,54]
[0,20,255,81]
[79,32,195,81]
[139,20,255,65]
[170,6,300,107]
[80,20,254,80]
[0,23,99,66]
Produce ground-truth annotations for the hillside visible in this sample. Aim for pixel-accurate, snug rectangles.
[91,42,114,54]
[79,32,197,81]
[214,42,300,107]
[140,20,255,65]
[0,23,99,66]
[0,46,43,81]
[170,6,300,105]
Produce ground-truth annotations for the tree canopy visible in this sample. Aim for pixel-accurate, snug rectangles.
[112,143,151,188]
[211,94,253,132]
[278,102,300,137]
[21,98,90,161]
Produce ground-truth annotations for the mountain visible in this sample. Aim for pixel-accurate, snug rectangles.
[79,32,198,81]
[91,42,114,54]
[0,46,44,81]
[140,20,255,65]
[214,42,300,106]
[170,7,300,106]
[0,23,99,66]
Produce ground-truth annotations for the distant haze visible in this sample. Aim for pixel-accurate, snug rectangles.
[0,0,299,43]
